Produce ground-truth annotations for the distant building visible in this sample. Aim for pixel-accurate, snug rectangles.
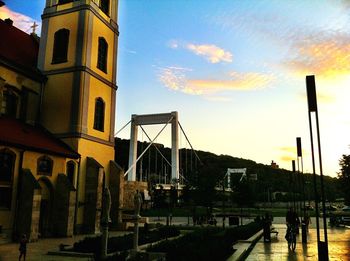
[270,160,279,169]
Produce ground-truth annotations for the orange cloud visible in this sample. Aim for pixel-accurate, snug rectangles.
[158,67,274,96]
[280,155,295,162]
[285,33,350,78]
[299,92,335,104]
[186,43,233,64]
[0,6,40,34]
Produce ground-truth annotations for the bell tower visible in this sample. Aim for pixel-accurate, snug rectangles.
[38,0,119,233]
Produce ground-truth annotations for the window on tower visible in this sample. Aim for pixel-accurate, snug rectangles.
[52,29,70,64]
[93,97,105,132]
[58,0,73,4]
[100,0,110,16]
[97,37,108,73]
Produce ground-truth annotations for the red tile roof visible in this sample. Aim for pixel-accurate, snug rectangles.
[0,19,43,79]
[0,117,79,159]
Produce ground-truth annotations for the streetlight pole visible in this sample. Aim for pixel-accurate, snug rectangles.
[292,160,296,211]
[297,137,307,243]
[306,75,329,260]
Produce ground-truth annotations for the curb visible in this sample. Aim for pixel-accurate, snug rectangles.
[226,229,263,261]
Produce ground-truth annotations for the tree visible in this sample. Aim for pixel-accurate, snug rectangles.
[338,154,350,205]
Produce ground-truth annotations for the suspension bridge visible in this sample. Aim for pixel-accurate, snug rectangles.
[115,111,201,190]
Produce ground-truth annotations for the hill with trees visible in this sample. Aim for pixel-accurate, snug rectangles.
[115,138,343,205]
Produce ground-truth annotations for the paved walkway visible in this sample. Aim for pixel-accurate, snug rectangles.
[1,217,349,260]
[246,224,350,260]
[0,231,130,261]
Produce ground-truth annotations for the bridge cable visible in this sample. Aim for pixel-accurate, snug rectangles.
[178,122,202,165]
[139,125,172,167]
[114,120,131,137]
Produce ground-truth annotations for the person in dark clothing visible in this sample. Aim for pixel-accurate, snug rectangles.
[19,234,27,261]
[286,207,299,225]
[285,207,299,240]
[263,212,272,242]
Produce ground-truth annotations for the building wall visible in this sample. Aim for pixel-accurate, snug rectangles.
[0,65,42,124]
[0,145,77,239]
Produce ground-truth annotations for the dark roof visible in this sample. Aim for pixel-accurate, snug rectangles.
[0,117,80,159]
[0,19,44,81]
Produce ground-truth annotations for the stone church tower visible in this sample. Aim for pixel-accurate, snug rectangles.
[37,0,120,233]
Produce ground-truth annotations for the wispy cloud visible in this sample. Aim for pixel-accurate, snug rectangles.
[299,92,335,104]
[0,6,41,34]
[285,32,350,78]
[186,43,232,63]
[169,40,232,64]
[158,66,274,97]
[279,146,307,163]
[280,155,295,162]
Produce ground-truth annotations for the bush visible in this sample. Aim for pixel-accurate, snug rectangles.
[71,226,180,257]
[148,222,262,261]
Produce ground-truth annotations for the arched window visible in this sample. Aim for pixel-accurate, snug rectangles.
[93,98,105,131]
[52,29,70,64]
[100,0,110,15]
[97,37,108,73]
[58,0,73,4]
[0,148,16,209]
[66,160,75,186]
[37,155,53,176]
[1,89,18,117]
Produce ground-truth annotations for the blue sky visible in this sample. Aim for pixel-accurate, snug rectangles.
[2,0,350,177]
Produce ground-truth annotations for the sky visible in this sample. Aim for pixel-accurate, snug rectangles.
[2,0,350,177]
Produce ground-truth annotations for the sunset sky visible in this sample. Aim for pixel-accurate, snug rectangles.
[2,0,350,177]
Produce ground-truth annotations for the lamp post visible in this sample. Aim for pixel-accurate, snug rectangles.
[297,137,307,243]
[292,160,296,210]
[306,75,328,260]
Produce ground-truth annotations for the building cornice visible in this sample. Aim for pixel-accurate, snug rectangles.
[42,4,119,35]
[42,66,118,90]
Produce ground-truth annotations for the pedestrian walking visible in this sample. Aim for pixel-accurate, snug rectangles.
[19,234,28,261]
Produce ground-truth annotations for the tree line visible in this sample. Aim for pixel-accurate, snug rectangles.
[115,138,345,207]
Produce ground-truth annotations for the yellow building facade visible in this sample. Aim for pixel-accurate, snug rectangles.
[38,0,119,234]
[0,0,123,241]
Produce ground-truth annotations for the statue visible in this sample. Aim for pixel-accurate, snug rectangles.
[134,190,143,217]
[101,187,111,225]
[133,190,143,254]
[101,187,111,259]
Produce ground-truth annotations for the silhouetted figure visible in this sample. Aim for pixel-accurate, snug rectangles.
[19,234,27,261]
[285,207,299,240]
[263,212,272,242]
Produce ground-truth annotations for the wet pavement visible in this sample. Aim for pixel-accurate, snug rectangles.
[246,223,350,261]
[0,217,349,260]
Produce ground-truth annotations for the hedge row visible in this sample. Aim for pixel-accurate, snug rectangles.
[147,222,262,261]
[71,226,180,257]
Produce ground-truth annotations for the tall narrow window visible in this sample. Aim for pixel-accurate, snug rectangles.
[66,160,75,186]
[37,156,53,176]
[0,148,15,209]
[52,29,70,64]
[93,98,105,131]
[58,0,73,4]
[97,37,108,73]
[1,90,18,117]
[100,0,110,15]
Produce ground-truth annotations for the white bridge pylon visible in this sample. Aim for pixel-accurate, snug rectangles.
[126,111,179,183]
